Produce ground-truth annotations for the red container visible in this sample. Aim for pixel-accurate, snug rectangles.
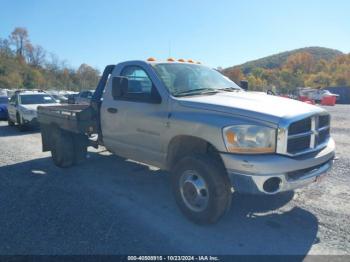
[299,96,315,104]
[321,96,336,106]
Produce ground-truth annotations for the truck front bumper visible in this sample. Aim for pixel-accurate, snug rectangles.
[220,138,335,195]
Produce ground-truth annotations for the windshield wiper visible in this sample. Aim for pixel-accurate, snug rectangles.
[173,88,219,97]
[217,87,241,92]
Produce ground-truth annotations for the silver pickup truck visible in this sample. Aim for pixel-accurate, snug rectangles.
[38,59,335,224]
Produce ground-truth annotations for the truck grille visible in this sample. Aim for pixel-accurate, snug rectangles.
[285,114,330,155]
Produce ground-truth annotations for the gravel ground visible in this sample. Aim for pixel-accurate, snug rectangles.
[0,104,349,255]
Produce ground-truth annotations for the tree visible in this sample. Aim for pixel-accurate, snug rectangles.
[0,71,22,89]
[0,38,13,57]
[25,44,46,67]
[225,68,244,84]
[305,72,332,88]
[9,27,30,60]
[77,63,100,90]
[283,52,315,74]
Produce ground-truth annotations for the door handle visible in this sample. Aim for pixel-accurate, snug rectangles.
[107,107,118,114]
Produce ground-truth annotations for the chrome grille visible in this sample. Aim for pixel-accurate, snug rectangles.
[278,114,330,156]
[287,135,311,154]
[288,118,312,135]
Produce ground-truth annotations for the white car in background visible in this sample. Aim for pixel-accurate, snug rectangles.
[7,90,59,131]
[46,90,69,104]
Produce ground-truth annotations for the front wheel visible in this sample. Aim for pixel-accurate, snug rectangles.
[171,154,232,224]
[8,118,15,126]
[16,113,26,132]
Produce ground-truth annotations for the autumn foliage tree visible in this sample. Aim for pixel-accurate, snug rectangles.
[0,27,100,91]
[223,50,350,93]
[224,68,244,84]
[10,27,30,60]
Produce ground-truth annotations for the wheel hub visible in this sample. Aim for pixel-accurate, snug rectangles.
[180,171,209,212]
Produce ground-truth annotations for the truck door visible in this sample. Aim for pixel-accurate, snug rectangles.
[101,65,168,167]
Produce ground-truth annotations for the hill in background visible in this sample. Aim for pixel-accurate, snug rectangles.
[226,47,343,74]
[223,47,349,93]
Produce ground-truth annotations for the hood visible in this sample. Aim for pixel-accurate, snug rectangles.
[0,103,8,109]
[19,103,59,111]
[176,91,325,124]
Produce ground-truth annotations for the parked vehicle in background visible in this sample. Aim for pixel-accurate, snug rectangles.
[38,59,335,224]
[46,91,69,104]
[0,89,8,96]
[299,87,339,103]
[309,90,339,103]
[0,96,9,120]
[54,94,68,103]
[7,90,59,131]
[67,93,78,104]
[70,90,95,105]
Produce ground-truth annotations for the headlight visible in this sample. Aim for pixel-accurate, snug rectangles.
[223,125,276,154]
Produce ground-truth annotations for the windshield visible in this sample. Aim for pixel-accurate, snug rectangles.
[152,63,241,96]
[20,94,56,105]
[0,97,8,104]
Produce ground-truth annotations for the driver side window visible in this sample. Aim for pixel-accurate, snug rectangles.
[120,66,160,103]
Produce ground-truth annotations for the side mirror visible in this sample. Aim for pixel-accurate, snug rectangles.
[240,80,248,91]
[112,76,128,100]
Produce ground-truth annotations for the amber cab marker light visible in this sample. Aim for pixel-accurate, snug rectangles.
[167,58,175,62]
[147,57,156,62]
[178,58,185,62]
[188,59,195,63]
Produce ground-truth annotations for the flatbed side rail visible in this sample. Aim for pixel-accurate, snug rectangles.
[38,104,97,133]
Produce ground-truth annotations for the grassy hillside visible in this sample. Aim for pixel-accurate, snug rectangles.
[225,47,343,74]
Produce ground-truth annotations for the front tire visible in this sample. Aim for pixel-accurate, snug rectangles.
[16,113,26,132]
[8,118,15,126]
[171,154,232,224]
